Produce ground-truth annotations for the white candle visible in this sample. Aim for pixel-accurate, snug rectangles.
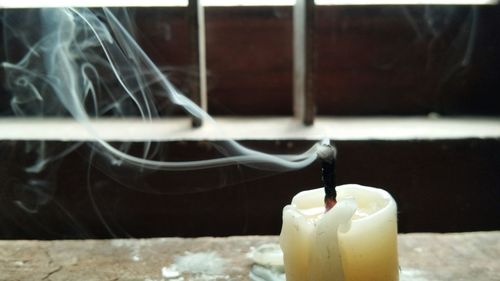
[280,184,398,281]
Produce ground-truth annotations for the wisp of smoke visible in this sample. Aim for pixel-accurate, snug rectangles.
[1,8,319,174]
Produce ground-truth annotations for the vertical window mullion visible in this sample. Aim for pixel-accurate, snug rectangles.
[187,0,207,127]
[293,0,316,125]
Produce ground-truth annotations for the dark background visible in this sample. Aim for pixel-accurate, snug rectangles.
[142,5,500,116]
[1,5,500,116]
[0,139,499,239]
[0,6,499,239]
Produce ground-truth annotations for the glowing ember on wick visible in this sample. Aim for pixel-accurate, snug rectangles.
[317,139,337,212]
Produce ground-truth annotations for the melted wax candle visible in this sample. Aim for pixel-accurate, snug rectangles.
[280,184,398,281]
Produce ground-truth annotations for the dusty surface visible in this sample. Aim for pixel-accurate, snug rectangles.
[0,232,498,281]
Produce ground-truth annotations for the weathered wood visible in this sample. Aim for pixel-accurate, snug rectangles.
[397,232,500,281]
[0,232,498,281]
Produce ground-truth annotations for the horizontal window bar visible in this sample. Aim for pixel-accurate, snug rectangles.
[203,0,294,5]
[0,0,293,8]
[0,117,499,141]
[1,0,497,8]
[315,0,497,4]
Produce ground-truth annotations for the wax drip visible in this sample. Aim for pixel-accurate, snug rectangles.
[316,139,337,212]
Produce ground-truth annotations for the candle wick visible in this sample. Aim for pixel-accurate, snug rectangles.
[325,197,336,212]
[317,140,337,212]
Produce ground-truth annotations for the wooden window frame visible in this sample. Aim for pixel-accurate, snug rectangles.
[1,1,499,239]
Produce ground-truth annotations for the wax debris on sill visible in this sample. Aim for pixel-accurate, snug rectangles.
[400,268,429,281]
[161,251,229,280]
[247,244,285,281]
[161,267,181,279]
[247,243,283,268]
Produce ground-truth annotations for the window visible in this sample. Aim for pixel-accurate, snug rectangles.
[1,2,499,239]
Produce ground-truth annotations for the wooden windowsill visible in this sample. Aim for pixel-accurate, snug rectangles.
[0,116,499,141]
[0,232,498,281]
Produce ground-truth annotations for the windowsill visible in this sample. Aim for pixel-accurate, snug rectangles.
[0,116,499,141]
[0,232,498,280]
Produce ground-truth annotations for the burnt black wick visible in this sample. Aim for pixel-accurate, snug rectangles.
[317,140,337,211]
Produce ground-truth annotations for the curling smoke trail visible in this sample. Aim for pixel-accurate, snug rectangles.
[2,8,319,173]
